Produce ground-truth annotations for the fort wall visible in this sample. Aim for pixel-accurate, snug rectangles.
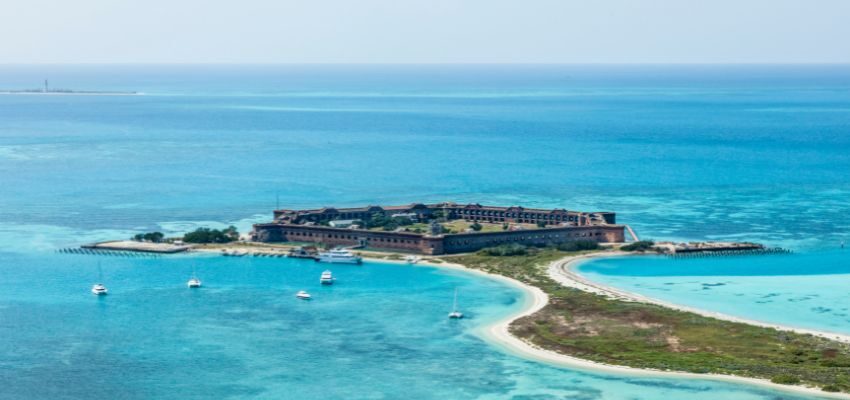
[253,218,624,255]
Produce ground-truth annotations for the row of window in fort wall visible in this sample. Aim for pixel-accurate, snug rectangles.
[253,223,624,255]
[441,226,624,253]
[254,224,441,254]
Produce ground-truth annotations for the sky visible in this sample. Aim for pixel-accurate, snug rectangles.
[1,0,849,64]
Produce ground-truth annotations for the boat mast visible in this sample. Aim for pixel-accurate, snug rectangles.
[452,288,458,311]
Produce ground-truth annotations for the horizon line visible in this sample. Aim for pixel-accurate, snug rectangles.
[1,62,850,66]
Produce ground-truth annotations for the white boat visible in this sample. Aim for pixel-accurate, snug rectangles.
[92,263,108,295]
[405,255,421,264]
[320,270,334,285]
[316,248,362,264]
[91,283,108,296]
[187,265,202,288]
[296,290,312,300]
[448,288,463,319]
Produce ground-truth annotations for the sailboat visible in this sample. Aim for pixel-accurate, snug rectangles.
[91,262,108,296]
[448,288,463,319]
[187,264,202,288]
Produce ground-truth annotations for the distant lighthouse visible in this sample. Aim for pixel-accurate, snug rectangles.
[44,79,49,93]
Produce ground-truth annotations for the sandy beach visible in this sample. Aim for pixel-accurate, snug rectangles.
[550,252,850,344]
[439,253,850,399]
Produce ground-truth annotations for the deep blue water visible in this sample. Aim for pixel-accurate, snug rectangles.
[2,65,850,399]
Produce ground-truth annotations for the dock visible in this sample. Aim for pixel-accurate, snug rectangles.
[81,240,192,254]
[653,241,792,258]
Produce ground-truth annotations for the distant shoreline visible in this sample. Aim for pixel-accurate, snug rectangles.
[0,90,139,96]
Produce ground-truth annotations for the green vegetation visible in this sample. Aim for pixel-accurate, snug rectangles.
[771,374,801,385]
[364,213,414,231]
[620,240,655,251]
[183,226,239,244]
[441,220,523,234]
[443,248,850,393]
[470,222,483,231]
[556,240,599,252]
[132,231,164,243]
[478,243,528,256]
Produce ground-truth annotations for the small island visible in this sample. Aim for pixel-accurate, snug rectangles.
[78,201,850,395]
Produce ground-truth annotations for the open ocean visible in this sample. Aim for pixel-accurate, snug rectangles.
[1,65,849,399]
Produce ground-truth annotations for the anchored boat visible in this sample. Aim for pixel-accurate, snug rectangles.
[296,290,312,300]
[91,283,108,296]
[448,288,463,319]
[187,264,202,288]
[92,263,108,296]
[320,270,334,285]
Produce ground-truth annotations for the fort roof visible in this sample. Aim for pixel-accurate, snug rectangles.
[274,202,606,217]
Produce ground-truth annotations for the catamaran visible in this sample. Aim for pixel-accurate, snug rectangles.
[91,283,108,296]
[316,248,362,264]
[448,288,463,319]
[92,263,108,295]
[187,265,202,288]
[320,270,334,285]
[296,290,312,300]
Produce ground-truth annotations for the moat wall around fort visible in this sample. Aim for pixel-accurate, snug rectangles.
[252,202,626,255]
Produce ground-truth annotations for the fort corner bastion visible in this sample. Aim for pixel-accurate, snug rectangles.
[251,202,626,255]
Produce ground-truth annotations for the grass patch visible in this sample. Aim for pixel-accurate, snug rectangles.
[443,248,850,393]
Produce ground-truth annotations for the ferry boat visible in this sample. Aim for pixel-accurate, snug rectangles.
[320,270,334,285]
[296,290,312,300]
[448,288,463,319]
[91,283,108,296]
[316,248,362,264]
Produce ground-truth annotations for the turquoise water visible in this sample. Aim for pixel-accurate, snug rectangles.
[0,252,825,400]
[579,251,850,336]
[2,65,850,398]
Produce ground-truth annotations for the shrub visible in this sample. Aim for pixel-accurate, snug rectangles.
[557,240,600,252]
[183,226,239,244]
[822,385,841,392]
[479,243,528,256]
[770,374,801,385]
[392,216,413,226]
[620,240,655,252]
[133,232,164,243]
[470,222,483,231]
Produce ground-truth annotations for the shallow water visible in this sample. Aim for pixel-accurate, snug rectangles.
[2,65,849,398]
[579,251,850,336]
[0,251,826,399]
